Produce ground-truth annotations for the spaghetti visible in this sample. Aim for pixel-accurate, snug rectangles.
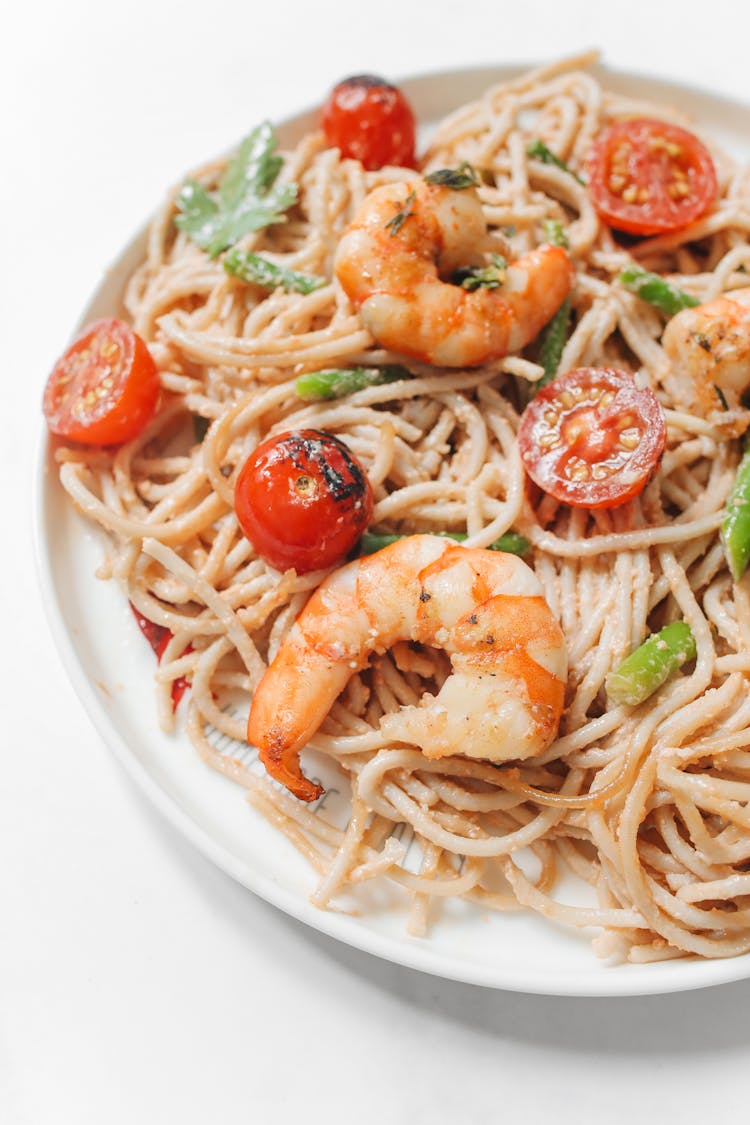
[54,52,750,964]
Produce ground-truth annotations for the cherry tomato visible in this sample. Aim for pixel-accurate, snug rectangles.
[518,367,666,510]
[321,74,417,171]
[235,429,373,572]
[587,118,717,236]
[43,318,160,445]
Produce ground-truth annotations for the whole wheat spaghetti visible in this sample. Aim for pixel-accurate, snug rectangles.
[54,52,750,964]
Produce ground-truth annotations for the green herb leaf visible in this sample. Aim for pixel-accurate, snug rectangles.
[384,189,416,236]
[175,122,298,258]
[527,139,585,185]
[224,248,325,294]
[294,365,409,402]
[453,253,508,291]
[619,266,700,318]
[424,162,479,190]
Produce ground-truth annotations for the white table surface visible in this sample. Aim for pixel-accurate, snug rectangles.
[6,2,750,1120]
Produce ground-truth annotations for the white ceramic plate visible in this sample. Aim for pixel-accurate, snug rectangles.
[35,63,750,996]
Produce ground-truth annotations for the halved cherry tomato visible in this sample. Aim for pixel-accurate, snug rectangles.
[235,429,373,573]
[321,74,417,171]
[43,318,160,445]
[518,367,666,510]
[587,118,717,236]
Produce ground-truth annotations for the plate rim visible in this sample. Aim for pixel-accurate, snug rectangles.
[33,59,750,997]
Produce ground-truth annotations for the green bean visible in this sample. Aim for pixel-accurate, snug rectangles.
[294,365,408,402]
[192,415,210,442]
[532,219,572,393]
[721,444,750,581]
[536,297,571,391]
[357,530,531,557]
[605,622,697,706]
[224,249,324,294]
[619,266,699,317]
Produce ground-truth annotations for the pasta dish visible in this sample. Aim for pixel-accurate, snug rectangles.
[44,52,750,966]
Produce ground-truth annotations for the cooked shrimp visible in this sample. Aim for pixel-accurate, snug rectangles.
[334,178,575,368]
[247,535,568,802]
[662,287,750,416]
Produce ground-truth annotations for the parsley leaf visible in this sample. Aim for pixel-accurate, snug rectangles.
[224,249,325,295]
[453,253,508,291]
[175,122,298,258]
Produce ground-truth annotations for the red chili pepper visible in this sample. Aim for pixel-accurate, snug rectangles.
[129,602,191,710]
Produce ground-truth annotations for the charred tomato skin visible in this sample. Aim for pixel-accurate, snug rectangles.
[518,367,666,510]
[235,428,374,572]
[321,74,417,171]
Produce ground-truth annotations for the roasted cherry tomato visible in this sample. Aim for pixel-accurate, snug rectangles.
[587,118,717,236]
[43,318,160,445]
[321,74,417,171]
[518,367,666,510]
[235,429,373,572]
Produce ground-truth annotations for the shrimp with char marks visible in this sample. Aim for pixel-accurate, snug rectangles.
[247,535,568,802]
[334,177,575,368]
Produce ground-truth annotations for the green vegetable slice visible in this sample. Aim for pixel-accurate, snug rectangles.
[605,622,697,706]
[721,443,750,581]
[175,122,297,258]
[619,266,699,317]
[532,219,572,392]
[424,163,479,190]
[536,298,571,390]
[358,530,531,557]
[294,365,409,402]
[224,249,324,294]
